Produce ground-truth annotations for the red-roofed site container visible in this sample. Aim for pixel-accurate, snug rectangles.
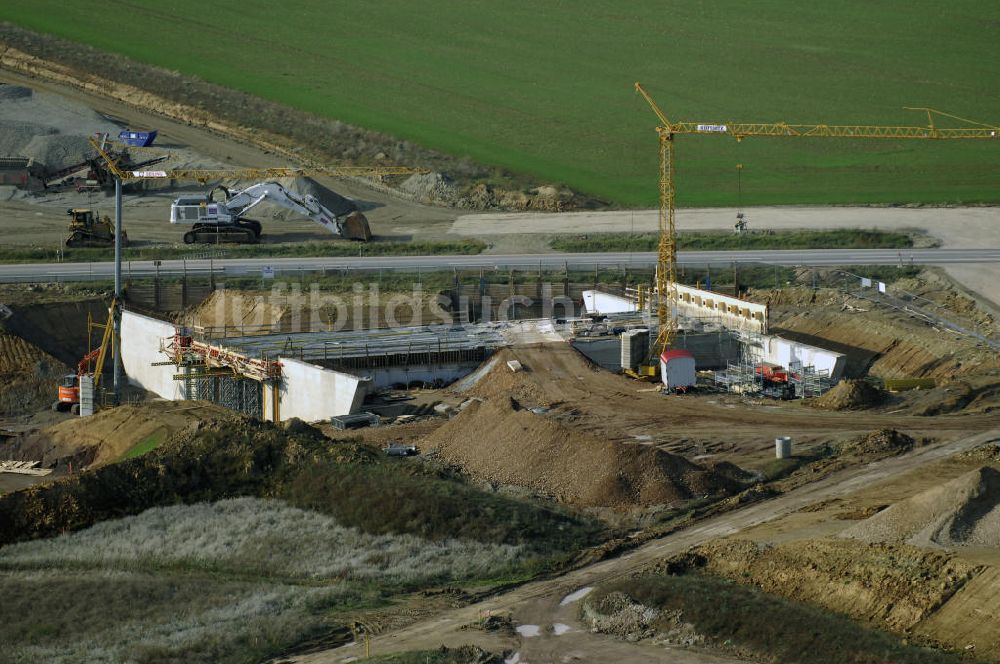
[660,349,696,392]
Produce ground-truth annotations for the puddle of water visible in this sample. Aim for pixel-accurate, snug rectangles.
[553,623,572,635]
[504,653,521,664]
[516,624,541,637]
[559,586,594,606]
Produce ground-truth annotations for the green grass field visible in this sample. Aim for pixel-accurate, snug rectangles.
[550,229,916,253]
[0,239,487,265]
[0,0,1000,205]
[3,2,997,207]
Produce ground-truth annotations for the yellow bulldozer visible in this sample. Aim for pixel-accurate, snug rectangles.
[65,208,127,248]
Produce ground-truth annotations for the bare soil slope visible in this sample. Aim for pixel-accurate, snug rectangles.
[842,466,1000,548]
[6,401,229,468]
[0,332,66,417]
[693,538,979,633]
[772,304,998,381]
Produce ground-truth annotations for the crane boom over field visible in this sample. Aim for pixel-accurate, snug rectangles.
[633,82,999,371]
[89,135,428,183]
[130,165,424,183]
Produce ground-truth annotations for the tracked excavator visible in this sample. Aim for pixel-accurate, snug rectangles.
[169,181,372,244]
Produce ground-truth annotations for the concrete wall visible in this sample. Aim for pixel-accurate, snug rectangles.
[574,331,740,372]
[121,310,186,400]
[674,284,768,334]
[583,290,635,315]
[760,335,847,381]
[272,357,369,422]
[586,287,768,334]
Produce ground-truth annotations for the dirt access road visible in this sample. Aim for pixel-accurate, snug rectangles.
[292,428,1000,664]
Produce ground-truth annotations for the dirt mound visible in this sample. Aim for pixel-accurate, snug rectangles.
[959,443,1000,464]
[0,333,60,375]
[276,176,357,218]
[0,120,57,159]
[841,428,915,457]
[693,538,978,632]
[400,172,461,205]
[184,287,448,335]
[842,466,1000,548]
[6,401,229,469]
[424,397,740,510]
[809,379,886,410]
[456,348,551,407]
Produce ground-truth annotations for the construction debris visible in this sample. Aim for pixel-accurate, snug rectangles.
[330,412,381,430]
[0,460,51,476]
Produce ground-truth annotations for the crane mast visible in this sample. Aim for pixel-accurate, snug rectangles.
[633,83,999,368]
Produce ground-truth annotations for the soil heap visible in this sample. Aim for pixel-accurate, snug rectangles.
[842,466,1000,548]
[840,428,915,457]
[809,379,887,410]
[424,396,740,510]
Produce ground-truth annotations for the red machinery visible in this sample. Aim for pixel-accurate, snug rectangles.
[53,302,115,415]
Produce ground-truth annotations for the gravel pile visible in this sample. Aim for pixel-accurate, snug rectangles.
[0,83,120,173]
[0,121,57,161]
[841,466,1000,548]
[281,177,357,217]
[400,172,460,205]
[20,134,94,173]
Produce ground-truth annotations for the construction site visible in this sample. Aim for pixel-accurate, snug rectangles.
[0,27,999,664]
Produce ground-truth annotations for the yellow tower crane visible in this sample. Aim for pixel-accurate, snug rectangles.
[633,82,999,372]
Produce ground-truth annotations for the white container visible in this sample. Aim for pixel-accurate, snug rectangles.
[775,436,793,459]
[660,349,696,390]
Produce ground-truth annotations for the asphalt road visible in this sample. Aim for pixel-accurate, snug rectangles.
[2,248,999,283]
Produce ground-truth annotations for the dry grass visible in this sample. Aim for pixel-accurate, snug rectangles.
[0,497,524,663]
[0,497,524,583]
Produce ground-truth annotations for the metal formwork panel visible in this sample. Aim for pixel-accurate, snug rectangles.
[79,375,95,417]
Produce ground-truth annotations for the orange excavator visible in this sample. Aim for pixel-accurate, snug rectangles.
[53,301,115,415]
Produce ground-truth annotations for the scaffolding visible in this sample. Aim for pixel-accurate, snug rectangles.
[788,361,833,399]
[714,330,765,394]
